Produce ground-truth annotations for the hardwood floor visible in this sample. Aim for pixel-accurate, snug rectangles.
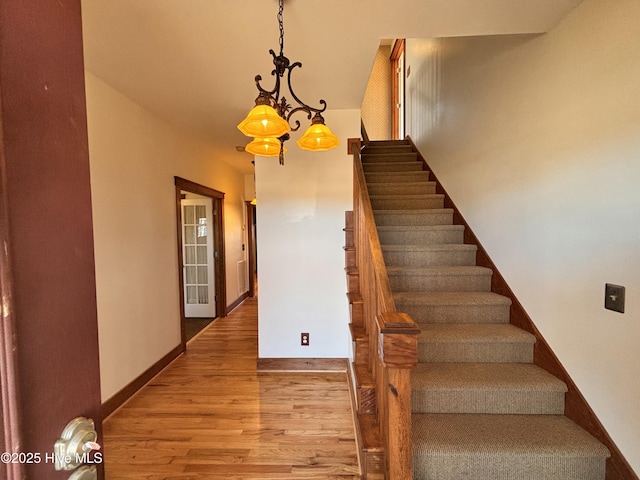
[103,296,360,479]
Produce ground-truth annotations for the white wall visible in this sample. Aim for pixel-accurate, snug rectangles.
[405,0,639,473]
[256,109,360,358]
[85,72,247,402]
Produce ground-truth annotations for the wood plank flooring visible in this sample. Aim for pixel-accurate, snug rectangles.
[103,297,360,479]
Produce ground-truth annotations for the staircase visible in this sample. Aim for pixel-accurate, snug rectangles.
[353,139,611,479]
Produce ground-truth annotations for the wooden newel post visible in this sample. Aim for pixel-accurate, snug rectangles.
[377,312,420,480]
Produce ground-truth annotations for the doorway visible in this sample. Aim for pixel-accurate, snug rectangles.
[391,39,406,140]
[175,177,226,347]
[181,196,216,318]
[246,201,257,297]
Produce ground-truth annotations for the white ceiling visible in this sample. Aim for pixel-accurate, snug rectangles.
[81,0,582,174]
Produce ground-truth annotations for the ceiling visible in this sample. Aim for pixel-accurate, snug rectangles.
[81,0,582,174]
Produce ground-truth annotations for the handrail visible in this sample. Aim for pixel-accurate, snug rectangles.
[351,146,395,315]
[350,139,419,479]
[360,119,371,147]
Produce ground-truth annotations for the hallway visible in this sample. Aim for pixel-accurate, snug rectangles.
[102,296,360,479]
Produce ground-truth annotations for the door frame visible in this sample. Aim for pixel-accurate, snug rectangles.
[245,201,257,297]
[174,177,226,348]
[390,38,405,140]
[0,113,24,480]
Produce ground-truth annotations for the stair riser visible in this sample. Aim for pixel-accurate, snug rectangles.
[367,183,436,196]
[374,211,453,227]
[389,273,492,292]
[397,303,511,324]
[363,162,423,173]
[413,455,607,480]
[367,140,410,147]
[362,146,414,154]
[362,153,418,163]
[378,228,464,245]
[417,342,534,363]
[365,172,430,183]
[412,390,565,415]
[371,196,444,210]
[383,249,476,267]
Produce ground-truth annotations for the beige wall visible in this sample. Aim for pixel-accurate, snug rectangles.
[405,0,640,473]
[85,72,248,402]
[361,44,392,140]
[255,109,360,359]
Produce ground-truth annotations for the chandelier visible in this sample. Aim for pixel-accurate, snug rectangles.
[237,0,339,165]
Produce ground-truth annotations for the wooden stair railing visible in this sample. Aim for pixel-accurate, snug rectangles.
[346,138,420,479]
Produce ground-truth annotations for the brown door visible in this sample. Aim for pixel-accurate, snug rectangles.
[391,39,406,140]
[246,202,257,298]
[0,1,104,479]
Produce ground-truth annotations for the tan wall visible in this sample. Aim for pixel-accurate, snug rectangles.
[85,72,247,402]
[405,0,640,473]
[361,44,392,140]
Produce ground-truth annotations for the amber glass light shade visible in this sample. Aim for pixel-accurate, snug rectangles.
[237,104,291,138]
[245,137,285,157]
[296,123,340,151]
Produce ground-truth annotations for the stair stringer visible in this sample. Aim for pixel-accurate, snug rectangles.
[406,136,637,480]
[344,210,386,480]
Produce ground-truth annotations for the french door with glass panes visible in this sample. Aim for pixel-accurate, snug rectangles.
[181,199,216,317]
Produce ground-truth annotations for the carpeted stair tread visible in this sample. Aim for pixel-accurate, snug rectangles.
[387,265,492,275]
[367,181,435,188]
[418,323,535,343]
[417,323,535,363]
[413,362,567,392]
[370,193,443,200]
[366,139,411,146]
[374,209,454,226]
[412,414,609,480]
[382,244,476,253]
[394,291,512,324]
[387,265,493,293]
[395,291,511,307]
[370,194,445,210]
[378,224,464,244]
[382,244,477,267]
[367,182,437,196]
[362,145,414,154]
[361,152,418,162]
[362,161,423,172]
[365,171,430,183]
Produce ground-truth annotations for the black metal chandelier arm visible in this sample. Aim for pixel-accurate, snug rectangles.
[284,101,327,132]
[254,73,280,101]
[285,106,312,123]
[285,116,301,132]
[285,61,328,115]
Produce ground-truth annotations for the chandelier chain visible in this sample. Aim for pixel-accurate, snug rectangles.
[278,0,285,57]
